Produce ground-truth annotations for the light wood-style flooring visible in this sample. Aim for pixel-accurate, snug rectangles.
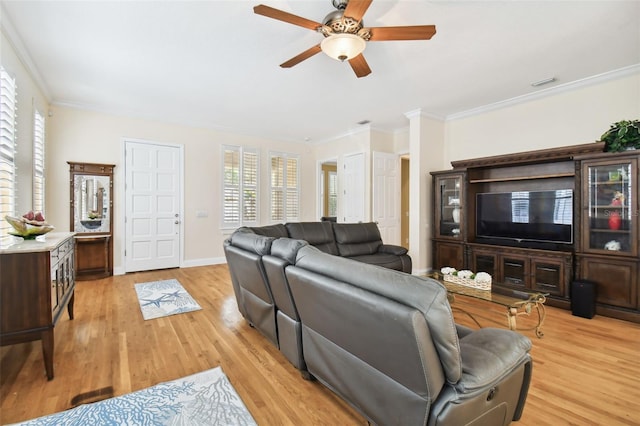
[1,265,639,425]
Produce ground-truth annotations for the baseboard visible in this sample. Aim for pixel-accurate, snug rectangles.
[181,257,227,268]
[113,257,227,275]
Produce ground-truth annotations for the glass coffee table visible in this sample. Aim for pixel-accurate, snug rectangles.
[427,273,548,338]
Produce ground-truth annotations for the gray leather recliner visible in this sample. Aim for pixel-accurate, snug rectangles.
[262,238,310,376]
[284,245,532,426]
[223,231,278,347]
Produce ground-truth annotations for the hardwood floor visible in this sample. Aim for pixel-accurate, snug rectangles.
[1,264,639,425]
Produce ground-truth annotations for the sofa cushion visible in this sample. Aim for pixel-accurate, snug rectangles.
[285,222,339,255]
[271,237,308,265]
[247,223,289,238]
[230,231,274,255]
[348,253,405,271]
[333,222,383,257]
[456,327,532,393]
[378,244,408,256]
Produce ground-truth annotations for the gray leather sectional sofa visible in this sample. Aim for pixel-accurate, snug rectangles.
[223,224,532,425]
[243,221,412,273]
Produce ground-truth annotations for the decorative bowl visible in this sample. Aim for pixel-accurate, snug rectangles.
[81,219,102,229]
[5,215,54,239]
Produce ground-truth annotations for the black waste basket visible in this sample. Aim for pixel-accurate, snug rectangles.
[571,280,597,319]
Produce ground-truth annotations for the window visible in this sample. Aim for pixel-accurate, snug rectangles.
[222,146,258,227]
[270,152,299,222]
[0,67,17,237]
[33,110,45,214]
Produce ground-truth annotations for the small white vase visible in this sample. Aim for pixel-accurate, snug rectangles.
[452,207,460,224]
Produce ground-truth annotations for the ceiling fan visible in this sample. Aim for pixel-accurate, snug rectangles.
[254,0,436,78]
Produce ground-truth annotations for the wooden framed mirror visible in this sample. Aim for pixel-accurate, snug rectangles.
[68,162,115,280]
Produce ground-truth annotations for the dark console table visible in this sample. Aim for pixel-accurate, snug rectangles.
[0,232,76,380]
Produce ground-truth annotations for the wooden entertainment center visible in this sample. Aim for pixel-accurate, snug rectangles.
[431,142,639,323]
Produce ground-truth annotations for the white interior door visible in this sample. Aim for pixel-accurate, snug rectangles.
[125,141,182,272]
[373,151,400,244]
[343,152,365,223]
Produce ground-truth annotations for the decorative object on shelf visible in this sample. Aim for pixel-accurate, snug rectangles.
[5,212,54,239]
[452,206,461,223]
[608,210,622,230]
[601,119,640,152]
[608,170,621,181]
[611,191,625,206]
[80,219,102,229]
[604,240,621,251]
[440,267,492,290]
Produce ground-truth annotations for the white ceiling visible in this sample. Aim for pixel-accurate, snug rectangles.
[2,0,639,143]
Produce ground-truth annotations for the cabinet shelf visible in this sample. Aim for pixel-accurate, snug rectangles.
[469,172,574,184]
[595,179,629,185]
[590,228,630,234]
[440,221,461,226]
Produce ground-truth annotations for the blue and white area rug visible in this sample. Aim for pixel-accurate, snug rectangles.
[11,367,256,426]
[134,279,202,320]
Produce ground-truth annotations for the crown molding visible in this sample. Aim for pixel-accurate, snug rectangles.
[0,3,51,101]
[404,108,445,121]
[446,64,640,121]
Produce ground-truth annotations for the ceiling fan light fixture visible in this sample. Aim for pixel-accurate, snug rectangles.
[321,33,366,62]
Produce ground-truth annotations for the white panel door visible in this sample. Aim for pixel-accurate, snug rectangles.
[343,152,365,223]
[125,141,181,272]
[373,152,400,244]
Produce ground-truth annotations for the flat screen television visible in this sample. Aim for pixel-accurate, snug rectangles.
[476,189,573,245]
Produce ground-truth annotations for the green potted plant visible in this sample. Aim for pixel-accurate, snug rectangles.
[601,119,640,152]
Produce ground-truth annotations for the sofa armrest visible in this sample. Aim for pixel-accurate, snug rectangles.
[378,244,408,256]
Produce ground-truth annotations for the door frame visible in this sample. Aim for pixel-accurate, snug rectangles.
[120,138,185,273]
[317,157,338,220]
[372,151,401,245]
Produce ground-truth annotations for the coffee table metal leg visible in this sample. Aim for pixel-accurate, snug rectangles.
[507,296,547,338]
[507,307,518,331]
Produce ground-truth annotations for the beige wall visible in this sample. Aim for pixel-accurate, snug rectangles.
[445,73,640,166]
[46,106,317,273]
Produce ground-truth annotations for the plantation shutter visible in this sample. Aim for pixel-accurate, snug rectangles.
[33,110,45,214]
[223,147,240,226]
[242,150,258,223]
[0,67,17,237]
[222,145,258,228]
[270,153,299,222]
[270,156,284,221]
[286,157,299,220]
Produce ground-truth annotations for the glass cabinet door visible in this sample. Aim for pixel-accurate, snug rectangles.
[583,158,637,256]
[436,173,464,239]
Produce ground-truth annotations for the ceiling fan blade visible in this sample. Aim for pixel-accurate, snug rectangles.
[343,0,373,23]
[254,4,322,31]
[369,25,437,41]
[348,54,372,78]
[280,44,323,68]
